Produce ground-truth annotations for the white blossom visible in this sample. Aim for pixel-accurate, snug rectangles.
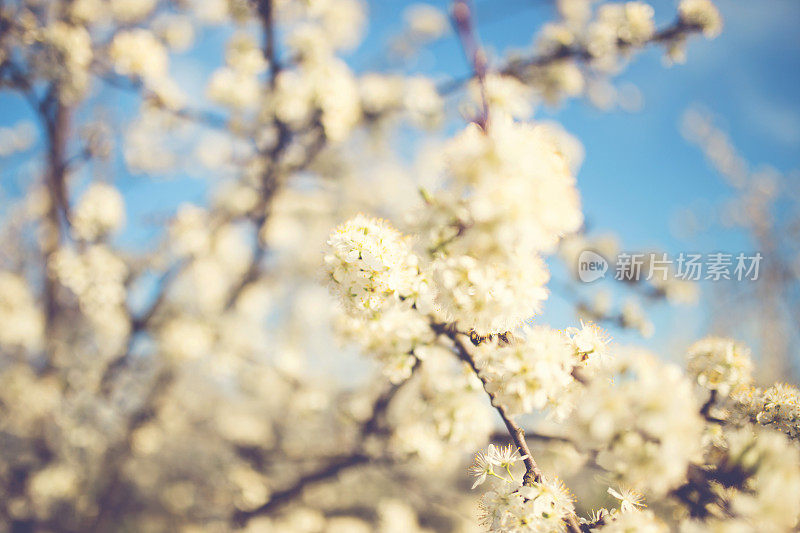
[687,336,753,397]
[324,214,428,318]
[476,326,579,418]
[679,0,723,38]
[72,183,126,241]
[109,29,169,81]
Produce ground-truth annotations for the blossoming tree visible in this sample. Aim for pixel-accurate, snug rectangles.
[1,0,799,531]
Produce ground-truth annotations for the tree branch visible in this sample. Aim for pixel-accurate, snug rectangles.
[431,320,582,533]
[233,358,420,525]
[437,19,705,95]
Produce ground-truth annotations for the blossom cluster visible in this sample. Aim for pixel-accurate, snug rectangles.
[415,115,583,335]
[468,445,575,533]
[567,349,705,495]
[474,323,609,420]
[324,214,429,317]
[9,0,796,532]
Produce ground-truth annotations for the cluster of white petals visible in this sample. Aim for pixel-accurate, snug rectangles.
[72,183,126,241]
[750,383,800,440]
[566,349,705,495]
[207,32,266,110]
[466,74,534,120]
[0,272,45,351]
[109,29,169,81]
[324,214,429,318]
[592,2,655,48]
[432,253,549,336]
[687,336,754,397]
[49,245,130,339]
[431,116,582,257]
[679,0,723,38]
[478,477,575,533]
[414,115,582,335]
[469,444,529,489]
[41,22,93,102]
[711,427,800,531]
[335,307,435,383]
[475,326,579,419]
[387,352,493,464]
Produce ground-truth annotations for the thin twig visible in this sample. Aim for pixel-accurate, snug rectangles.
[431,320,582,533]
[452,0,490,129]
[437,19,704,96]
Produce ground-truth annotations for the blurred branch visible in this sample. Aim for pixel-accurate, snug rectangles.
[255,0,281,85]
[437,19,705,95]
[452,0,489,128]
[233,359,420,525]
[87,369,176,531]
[39,86,72,361]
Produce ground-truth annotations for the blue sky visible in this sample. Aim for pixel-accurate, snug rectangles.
[1,0,798,356]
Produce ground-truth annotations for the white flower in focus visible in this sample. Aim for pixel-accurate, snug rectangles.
[755,383,800,440]
[489,444,529,472]
[469,443,529,489]
[566,321,611,371]
[478,483,525,531]
[324,214,423,318]
[516,476,575,531]
[607,486,646,513]
[469,447,497,489]
[475,326,578,418]
[432,253,549,336]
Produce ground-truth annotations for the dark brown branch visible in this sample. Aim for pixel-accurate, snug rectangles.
[256,0,281,86]
[38,85,72,365]
[432,321,544,483]
[233,359,420,525]
[431,320,582,533]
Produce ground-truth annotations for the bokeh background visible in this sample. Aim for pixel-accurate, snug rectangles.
[1,1,800,531]
[1,0,799,363]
